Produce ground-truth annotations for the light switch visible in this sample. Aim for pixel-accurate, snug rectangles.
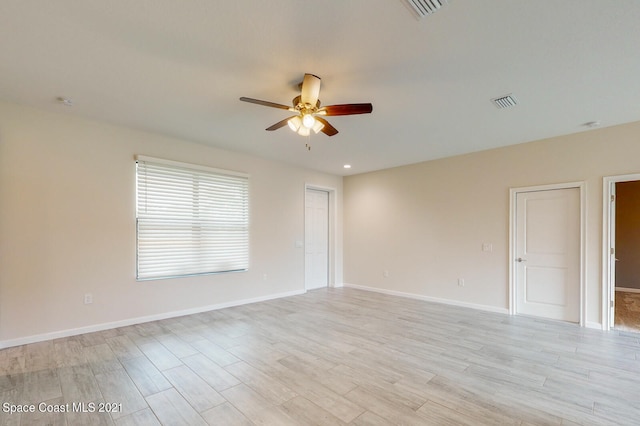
[482,243,493,252]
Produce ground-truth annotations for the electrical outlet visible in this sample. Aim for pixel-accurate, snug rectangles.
[458,278,465,287]
[84,293,93,304]
[383,270,389,278]
[263,273,268,281]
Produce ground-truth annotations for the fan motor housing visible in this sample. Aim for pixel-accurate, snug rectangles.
[292,95,320,113]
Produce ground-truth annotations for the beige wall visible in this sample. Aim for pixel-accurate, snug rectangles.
[0,101,343,345]
[344,121,640,326]
[3,99,639,344]
[615,180,640,290]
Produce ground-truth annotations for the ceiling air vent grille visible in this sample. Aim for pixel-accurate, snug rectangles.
[403,0,448,18]
[491,94,518,109]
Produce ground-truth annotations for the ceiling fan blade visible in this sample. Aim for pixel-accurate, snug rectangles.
[240,97,294,110]
[315,116,339,136]
[300,74,321,106]
[318,103,373,116]
[265,115,298,131]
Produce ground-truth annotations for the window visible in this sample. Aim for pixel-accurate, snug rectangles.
[135,156,249,280]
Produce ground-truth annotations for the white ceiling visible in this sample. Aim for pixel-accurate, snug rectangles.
[2,1,640,176]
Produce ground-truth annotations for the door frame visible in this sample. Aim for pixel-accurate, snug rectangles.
[304,183,337,290]
[602,173,640,331]
[509,181,586,325]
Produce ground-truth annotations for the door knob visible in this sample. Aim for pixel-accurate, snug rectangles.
[516,257,527,262]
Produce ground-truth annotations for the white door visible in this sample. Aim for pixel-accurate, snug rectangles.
[305,189,329,290]
[515,188,580,322]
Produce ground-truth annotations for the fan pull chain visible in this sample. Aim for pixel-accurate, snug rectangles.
[305,134,311,151]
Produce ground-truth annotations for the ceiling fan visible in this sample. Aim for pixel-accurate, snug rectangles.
[240,73,373,138]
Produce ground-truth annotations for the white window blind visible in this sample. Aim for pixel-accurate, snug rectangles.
[135,156,249,280]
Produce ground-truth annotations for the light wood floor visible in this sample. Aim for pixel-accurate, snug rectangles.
[615,291,640,333]
[1,288,640,425]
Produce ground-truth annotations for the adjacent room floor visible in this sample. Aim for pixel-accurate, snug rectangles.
[615,291,640,333]
[1,287,639,425]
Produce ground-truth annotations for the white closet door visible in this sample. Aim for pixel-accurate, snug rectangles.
[305,189,329,290]
[515,188,580,322]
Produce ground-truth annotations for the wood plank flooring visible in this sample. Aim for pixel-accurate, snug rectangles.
[1,287,640,425]
[615,291,640,333]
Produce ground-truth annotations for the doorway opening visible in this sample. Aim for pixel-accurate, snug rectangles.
[603,174,640,332]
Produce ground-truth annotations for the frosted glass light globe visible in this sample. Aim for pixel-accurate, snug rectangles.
[302,114,315,129]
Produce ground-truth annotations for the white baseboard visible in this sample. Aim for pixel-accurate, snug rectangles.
[585,321,603,330]
[615,287,640,294]
[0,289,306,350]
[342,283,509,315]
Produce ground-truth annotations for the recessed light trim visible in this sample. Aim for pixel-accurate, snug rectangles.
[343,164,352,169]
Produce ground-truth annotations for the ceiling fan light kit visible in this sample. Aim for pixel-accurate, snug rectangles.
[286,115,324,135]
[240,73,373,146]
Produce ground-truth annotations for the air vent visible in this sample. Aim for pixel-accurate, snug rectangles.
[402,0,448,18]
[491,94,518,109]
